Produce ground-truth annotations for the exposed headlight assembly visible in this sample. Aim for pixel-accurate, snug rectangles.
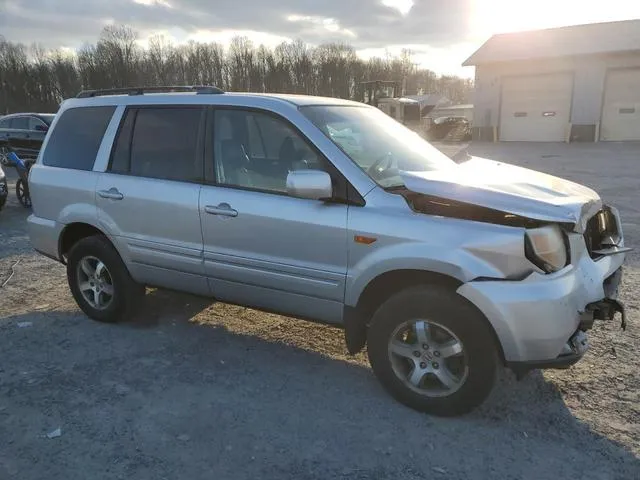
[525,225,569,273]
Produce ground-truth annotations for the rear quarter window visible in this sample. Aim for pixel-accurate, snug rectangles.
[42,106,115,170]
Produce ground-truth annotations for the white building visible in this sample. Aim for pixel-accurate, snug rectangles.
[464,19,640,142]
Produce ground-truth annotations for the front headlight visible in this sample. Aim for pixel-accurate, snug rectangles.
[525,225,569,273]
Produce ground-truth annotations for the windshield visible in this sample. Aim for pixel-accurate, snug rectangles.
[300,105,456,188]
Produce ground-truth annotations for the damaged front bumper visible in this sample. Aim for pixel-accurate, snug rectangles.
[456,244,627,372]
[507,292,627,377]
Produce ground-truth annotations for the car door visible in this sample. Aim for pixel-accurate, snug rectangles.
[27,116,49,154]
[7,116,30,156]
[199,107,350,324]
[0,117,11,142]
[96,105,209,296]
[0,117,11,162]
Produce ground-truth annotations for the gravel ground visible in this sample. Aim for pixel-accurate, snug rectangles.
[1,143,639,480]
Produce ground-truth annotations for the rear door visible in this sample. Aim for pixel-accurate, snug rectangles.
[96,106,208,295]
[27,116,49,153]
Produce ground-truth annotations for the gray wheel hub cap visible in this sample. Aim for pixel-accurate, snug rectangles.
[388,319,468,397]
[77,256,114,310]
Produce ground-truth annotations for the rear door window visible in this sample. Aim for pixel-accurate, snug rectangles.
[28,117,49,131]
[10,116,29,130]
[42,106,115,170]
[109,107,204,183]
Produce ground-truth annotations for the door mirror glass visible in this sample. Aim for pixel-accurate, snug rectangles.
[286,170,332,200]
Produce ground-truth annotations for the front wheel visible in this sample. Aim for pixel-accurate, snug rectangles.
[367,285,498,416]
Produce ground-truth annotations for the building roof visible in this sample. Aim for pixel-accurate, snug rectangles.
[432,104,473,110]
[403,94,450,106]
[463,19,640,66]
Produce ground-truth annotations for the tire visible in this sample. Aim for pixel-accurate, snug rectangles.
[367,285,498,416]
[67,235,144,323]
[16,178,31,208]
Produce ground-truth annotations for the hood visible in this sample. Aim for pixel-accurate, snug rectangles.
[400,157,602,231]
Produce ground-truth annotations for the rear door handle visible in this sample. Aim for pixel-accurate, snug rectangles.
[205,203,238,217]
[98,188,124,200]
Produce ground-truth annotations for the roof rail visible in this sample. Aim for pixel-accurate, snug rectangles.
[76,85,225,98]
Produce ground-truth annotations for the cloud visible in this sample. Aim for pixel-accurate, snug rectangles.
[0,0,476,73]
[0,0,473,47]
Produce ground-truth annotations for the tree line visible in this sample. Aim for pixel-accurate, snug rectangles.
[0,25,473,114]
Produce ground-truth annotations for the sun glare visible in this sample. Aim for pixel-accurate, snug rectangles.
[471,0,640,39]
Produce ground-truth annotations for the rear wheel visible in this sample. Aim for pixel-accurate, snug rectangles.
[367,285,498,416]
[67,235,144,323]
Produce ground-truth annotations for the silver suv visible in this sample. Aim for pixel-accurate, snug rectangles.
[27,86,628,416]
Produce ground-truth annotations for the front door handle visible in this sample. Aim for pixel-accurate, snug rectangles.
[98,188,124,200]
[204,203,238,217]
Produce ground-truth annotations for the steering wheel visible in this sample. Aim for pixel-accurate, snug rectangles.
[367,152,393,177]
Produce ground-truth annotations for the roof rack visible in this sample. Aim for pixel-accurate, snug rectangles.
[76,85,225,98]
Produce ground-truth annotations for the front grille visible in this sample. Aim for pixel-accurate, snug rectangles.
[584,207,620,258]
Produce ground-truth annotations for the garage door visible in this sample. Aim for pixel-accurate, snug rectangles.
[600,69,640,141]
[500,73,573,142]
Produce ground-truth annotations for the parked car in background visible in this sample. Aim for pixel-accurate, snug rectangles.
[0,163,7,211]
[427,116,472,142]
[26,86,628,416]
[0,113,56,166]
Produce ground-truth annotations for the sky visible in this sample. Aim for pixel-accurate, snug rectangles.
[1,0,639,77]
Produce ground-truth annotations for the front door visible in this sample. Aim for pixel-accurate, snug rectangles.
[6,115,31,157]
[199,108,349,324]
[96,105,208,295]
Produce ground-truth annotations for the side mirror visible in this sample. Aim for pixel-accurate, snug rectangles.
[34,124,48,132]
[286,170,333,201]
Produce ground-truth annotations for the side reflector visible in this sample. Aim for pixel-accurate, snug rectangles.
[354,235,377,245]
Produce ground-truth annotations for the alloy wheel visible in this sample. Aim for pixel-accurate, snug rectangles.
[76,256,115,310]
[387,319,469,397]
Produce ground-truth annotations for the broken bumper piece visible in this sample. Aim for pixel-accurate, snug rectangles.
[582,298,627,331]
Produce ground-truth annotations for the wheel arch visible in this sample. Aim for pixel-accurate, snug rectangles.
[344,269,506,364]
[58,222,113,262]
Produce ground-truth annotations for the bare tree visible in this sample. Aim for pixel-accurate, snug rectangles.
[0,24,474,113]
